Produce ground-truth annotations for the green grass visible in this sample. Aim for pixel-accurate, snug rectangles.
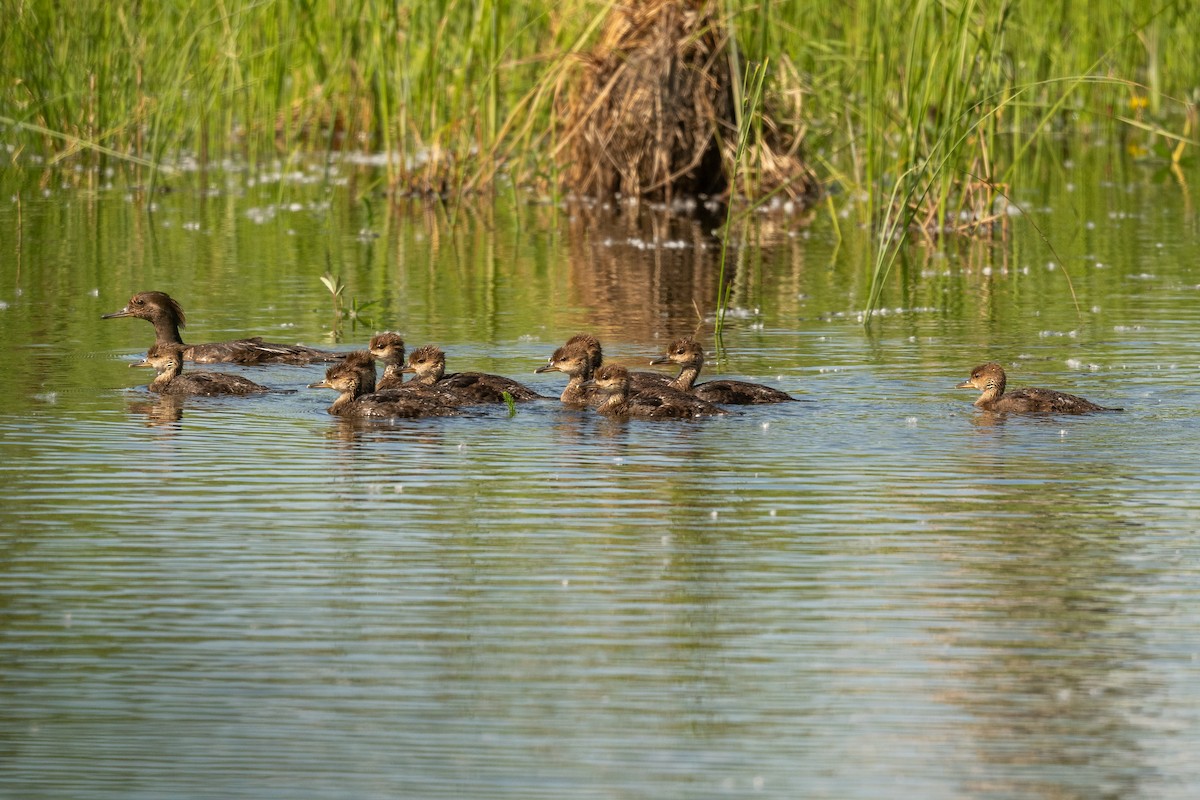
[3,0,1196,317]
[5,0,1193,180]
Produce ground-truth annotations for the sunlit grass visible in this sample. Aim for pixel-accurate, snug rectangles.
[3,0,1196,320]
[5,0,1193,183]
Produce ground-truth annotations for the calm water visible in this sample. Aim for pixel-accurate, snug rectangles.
[2,148,1200,799]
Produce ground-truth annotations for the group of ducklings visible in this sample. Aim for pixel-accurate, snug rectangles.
[104,291,1119,419]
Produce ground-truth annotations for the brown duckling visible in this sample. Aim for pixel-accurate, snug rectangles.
[651,336,795,404]
[103,291,341,365]
[132,344,270,396]
[565,333,603,375]
[956,362,1120,414]
[368,332,408,390]
[403,345,543,403]
[534,334,666,406]
[535,338,602,406]
[308,352,459,418]
[586,364,725,419]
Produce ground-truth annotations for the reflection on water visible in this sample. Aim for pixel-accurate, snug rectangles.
[2,151,1200,799]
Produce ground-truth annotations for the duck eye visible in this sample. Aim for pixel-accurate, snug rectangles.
[132,298,143,306]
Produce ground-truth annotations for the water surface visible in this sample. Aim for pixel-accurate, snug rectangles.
[2,148,1200,799]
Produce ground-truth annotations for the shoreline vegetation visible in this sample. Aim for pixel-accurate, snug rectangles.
[2,0,1196,318]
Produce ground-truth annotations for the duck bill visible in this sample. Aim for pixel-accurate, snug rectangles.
[534,363,560,374]
[130,359,152,369]
[954,379,975,389]
[307,379,332,389]
[102,306,133,319]
[649,355,672,365]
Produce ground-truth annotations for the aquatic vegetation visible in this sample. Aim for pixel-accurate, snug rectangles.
[320,272,378,340]
[3,0,1191,195]
[3,0,1195,323]
[716,60,770,337]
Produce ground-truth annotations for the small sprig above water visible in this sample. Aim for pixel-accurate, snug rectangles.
[320,272,378,342]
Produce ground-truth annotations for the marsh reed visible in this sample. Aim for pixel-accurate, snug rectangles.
[2,0,1194,317]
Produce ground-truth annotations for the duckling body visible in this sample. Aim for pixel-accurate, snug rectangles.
[404,345,543,403]
[651,337,795,404]
[133,344,270,397]
[587,364,725,419]
[368,332,409,390]
[104,291,341,365]
[309,352,459,418]
[956,362,1118,413]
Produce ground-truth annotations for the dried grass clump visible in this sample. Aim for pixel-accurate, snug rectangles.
[560,0,728,200]
[559,0,813,204]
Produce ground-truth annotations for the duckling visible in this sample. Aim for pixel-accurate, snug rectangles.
[535,334,666,406]
[103,291,341,365]
[535,338,602,406]
[956,362,1119,413]
[131,344,270,396]
[565,333,604,375]
[308,352,459,418]
[651,336,795,404]
[586,364,725,419]
[368,332,408,390]
[403,345,543,403]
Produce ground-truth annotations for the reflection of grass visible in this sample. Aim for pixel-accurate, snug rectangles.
[320,272,377,342]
